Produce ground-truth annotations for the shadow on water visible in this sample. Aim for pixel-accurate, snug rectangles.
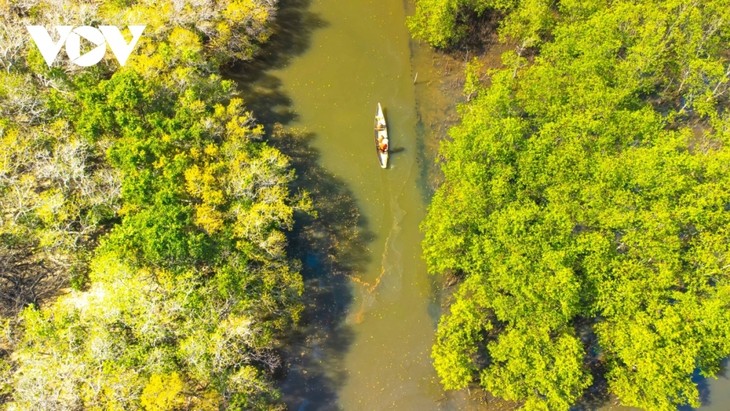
[574,345,726,411]
[226,1,375,409]
[678,370,711,411]
[226,0,328,129]
[678,359,729,411]
[272,125,375,410]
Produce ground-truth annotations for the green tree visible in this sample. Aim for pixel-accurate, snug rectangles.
[407,0,554,49]
[420,0,730,409]
[1,0,304,409]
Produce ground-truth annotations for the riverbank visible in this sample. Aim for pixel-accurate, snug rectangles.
[406,6,519,410]
[408,2,730,410]
[409,21,512,201]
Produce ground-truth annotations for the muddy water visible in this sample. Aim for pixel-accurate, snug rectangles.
[239,0,468,409]
[276,1,455,408]
[233,0,730,409]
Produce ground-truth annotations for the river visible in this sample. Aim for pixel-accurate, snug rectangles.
[230,0,730,410]
[232,0,472,409]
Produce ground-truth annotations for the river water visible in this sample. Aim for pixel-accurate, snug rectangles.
[231,0,730,410]
[233,0,470,409]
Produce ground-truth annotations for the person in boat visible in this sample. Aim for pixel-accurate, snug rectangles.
[379,140,388,152]
[376,122,385,131]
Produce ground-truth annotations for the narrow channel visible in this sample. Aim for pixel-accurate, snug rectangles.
[232,0,466,409]
[271,0,448,408]
[231,0,730,410]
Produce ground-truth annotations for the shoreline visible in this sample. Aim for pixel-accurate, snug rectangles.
[407,20,521,411]
[410,35,513,201]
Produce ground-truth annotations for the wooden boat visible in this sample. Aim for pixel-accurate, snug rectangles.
[374,102,389,168]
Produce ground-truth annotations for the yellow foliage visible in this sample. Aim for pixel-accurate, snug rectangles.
[213,103,226,118]
[125,46,166,79]
[186,99,206,116]
[194,390,222,410]
[99,368,144,411]
[140,372,184,411]
[152,266,178,294]
[226,98,246,115]
[36,229,62,249]
[185,162,226,207]
[0,126,19,175]
[203,144,218,157]
[214,21,232,49]
[123,3,171,37]
[170,66,195,87]
[194,203,224,234]
[167,27,202,63]
[201,188,225,206]
[153,155,167,169]
[88,251,136,284]
[184,165,203,197]
[36,189,66,225]
[117,202,140,216]
[224,0,256,21]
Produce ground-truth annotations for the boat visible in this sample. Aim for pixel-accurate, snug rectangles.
[374,102,389,168]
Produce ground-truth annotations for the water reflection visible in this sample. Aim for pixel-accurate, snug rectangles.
[227,1,375,408]
[273,126,374,410]
[228,0,328,130]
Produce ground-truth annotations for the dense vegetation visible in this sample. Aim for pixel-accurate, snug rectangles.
[416,0,730,409]
[407,0,552,49]
[0,0,306,408]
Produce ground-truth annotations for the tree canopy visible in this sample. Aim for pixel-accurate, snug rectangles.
[0,0,305,408]
[418,0,730,409]
[407,0,553,49]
